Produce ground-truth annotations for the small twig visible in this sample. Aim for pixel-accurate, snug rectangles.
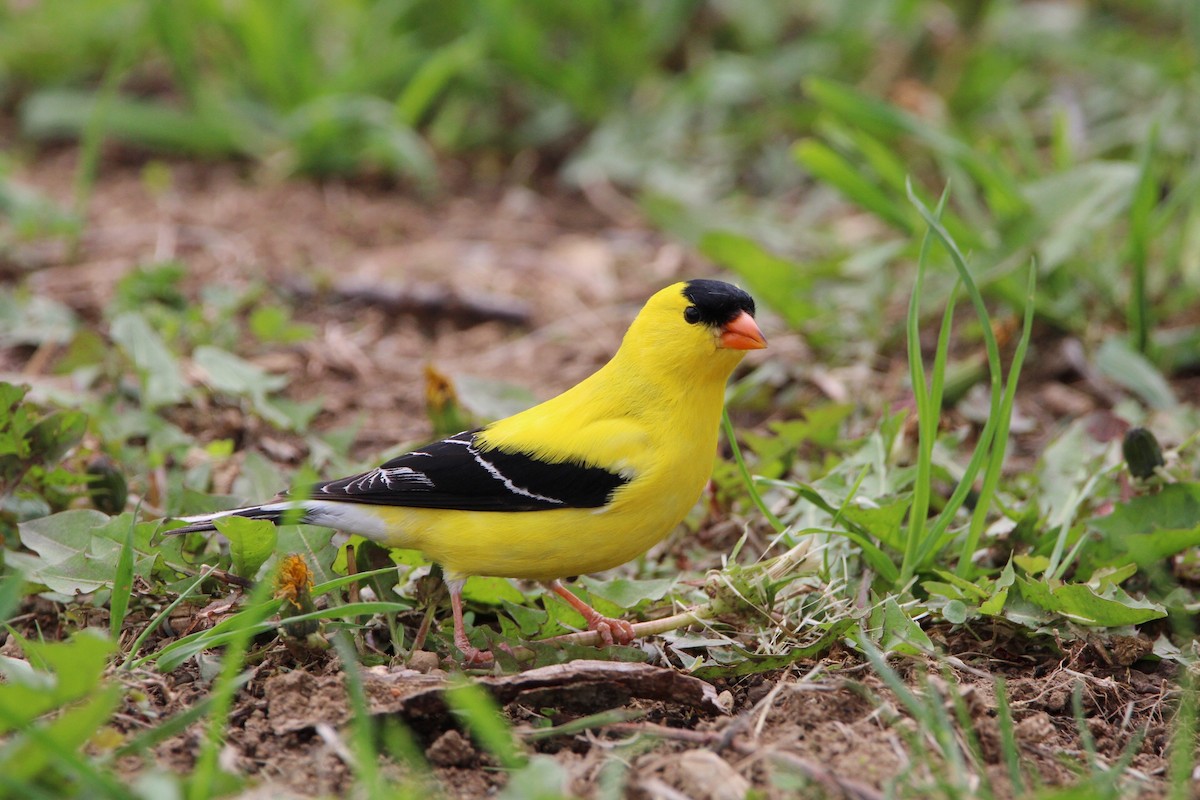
[514,708,647,741]
[604,722,724,745]
[409,604,436,655]
[208,567,254,590]
[344,543,360,605]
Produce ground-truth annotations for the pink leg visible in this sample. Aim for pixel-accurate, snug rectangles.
[449,580,494,666]
[546,580,636,646]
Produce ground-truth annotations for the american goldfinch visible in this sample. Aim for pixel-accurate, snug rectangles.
[170,279,766,664]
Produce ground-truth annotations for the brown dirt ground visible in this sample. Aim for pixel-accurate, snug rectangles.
[2,148,1190,798]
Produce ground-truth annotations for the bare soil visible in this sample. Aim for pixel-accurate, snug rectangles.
[3,149,1185,798]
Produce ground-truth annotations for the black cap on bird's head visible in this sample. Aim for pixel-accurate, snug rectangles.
[681,279,765,351]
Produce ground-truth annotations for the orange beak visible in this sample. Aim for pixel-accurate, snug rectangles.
[719,311,767,350]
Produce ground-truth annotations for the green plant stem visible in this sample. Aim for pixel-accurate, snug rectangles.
[722,409,785,533]
[121,566,216,670]
[957,261,1036,577]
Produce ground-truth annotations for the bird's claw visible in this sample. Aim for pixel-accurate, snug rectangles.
[455,640,516,666]
[458,644,495,666]
[586,613,637,647]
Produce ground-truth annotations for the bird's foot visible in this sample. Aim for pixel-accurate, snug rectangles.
[457,644,495,666]
[454,636,516,666]
[584,612,636,647]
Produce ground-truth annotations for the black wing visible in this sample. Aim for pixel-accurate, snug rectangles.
[303,430,630,512]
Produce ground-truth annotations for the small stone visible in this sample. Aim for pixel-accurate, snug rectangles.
[676,750,750,800]
[745,681,773,705]
[425,729,475,768]
[408,650,441,674]
[1015,711,1055,744]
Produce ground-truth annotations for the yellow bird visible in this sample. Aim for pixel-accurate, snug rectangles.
[170,279,766,663]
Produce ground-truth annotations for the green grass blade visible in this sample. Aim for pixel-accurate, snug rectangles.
[793,139,915,234]
[1126,122,1159,355]
[723,409,785,533]
[906,180,1008,573]
[1168,672,1197,800]
[109,515,136,641]
[900,187,950,584]
[122,567,216,670]
[957,260,1036,577]
[331,633,383,797]
[994,677,1024,795]
[187,576,277,800]
[445,676,525,771]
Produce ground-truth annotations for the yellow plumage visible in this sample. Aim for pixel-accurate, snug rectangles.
[172,279,766,662]
[384,284,746,581]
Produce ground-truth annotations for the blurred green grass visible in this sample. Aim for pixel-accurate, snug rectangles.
[3,2,1200,797]
[4,0,1197,348]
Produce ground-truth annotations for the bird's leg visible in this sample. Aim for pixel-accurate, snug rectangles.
[448,579,494,665]
[546,580,636,647]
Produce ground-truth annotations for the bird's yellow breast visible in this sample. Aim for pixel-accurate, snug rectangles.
[370,389,723,581]
[362,281,749,582]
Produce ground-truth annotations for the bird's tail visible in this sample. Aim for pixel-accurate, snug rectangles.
[165,501,308,535]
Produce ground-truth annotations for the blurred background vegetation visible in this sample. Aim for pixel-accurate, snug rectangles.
[2,0,1198,354]
[3,2,1200,797]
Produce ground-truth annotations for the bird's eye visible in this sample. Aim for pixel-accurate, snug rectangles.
[683,305,701,324]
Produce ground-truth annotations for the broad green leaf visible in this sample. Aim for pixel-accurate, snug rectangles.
[841,499,911,553]
[1015,576,1166,626]
[930,569,990,601]
[25,409,87,464]
[923,581,965,602]
[878,597,933,655]
[463,576,524,605]
[501,599,548,637]
[0,686,121,783]
[1088,563,1139,590]
[578,576,675,608]
[0,629,113,734]
[943,600,969,625]
[110,312,186,408]
[193,345,292,421]
[1048,584,1165,627]
[1084,484,1200,572]
[0,294,77,348]
[1014,554,1050,577]
[979,560,1015,616]
[1091,483,1200,535]
[10,510,168,594]
[214,516,278,579]
[248,305,315,344]
[193,345,313,430]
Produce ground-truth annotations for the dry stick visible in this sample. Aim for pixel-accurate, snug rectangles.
[344,544,360,605]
